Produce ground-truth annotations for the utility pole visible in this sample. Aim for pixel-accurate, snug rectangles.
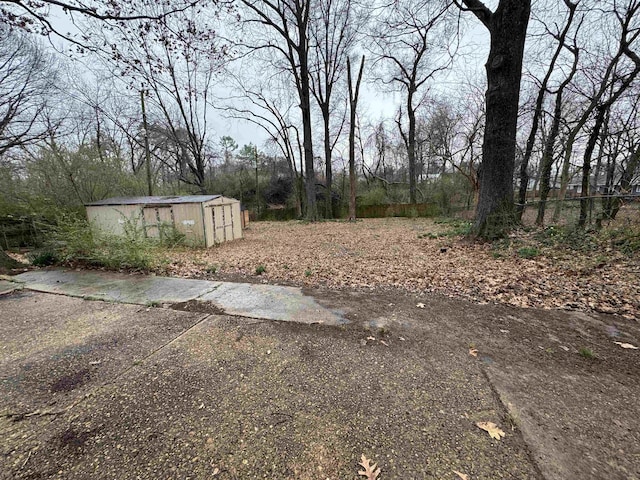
[140,88,153,196]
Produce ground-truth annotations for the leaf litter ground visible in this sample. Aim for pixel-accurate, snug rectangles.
[162,217,639,320]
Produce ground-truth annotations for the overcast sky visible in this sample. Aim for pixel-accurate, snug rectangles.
[46,2,491,151]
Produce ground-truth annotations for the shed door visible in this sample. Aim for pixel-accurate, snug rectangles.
[212,204,234,243]
[143,206,174,238]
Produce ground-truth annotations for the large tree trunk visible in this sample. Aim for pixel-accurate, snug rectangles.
[322,107,333,218]
[536,90,564,225]
[407,90,417,204]
[465,0,531,239]
[299,48,318,221]
[578,107,607,226]
[347,56,365,221]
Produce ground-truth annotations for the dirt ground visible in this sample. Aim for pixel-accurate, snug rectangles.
[161,217,640,320]
[2,283,639,479]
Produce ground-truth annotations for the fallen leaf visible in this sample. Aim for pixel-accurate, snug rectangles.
[469,348,478,357]
[358,454,381,480]
[500,329,509,334]
[614,341,638,350]
[416,303,426,308]
[453,470,469,480]
[476,421,505,440]
[380,340,389,346]
[367,336,376,341]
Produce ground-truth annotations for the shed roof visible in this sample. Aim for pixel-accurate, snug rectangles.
[85,195,221,207]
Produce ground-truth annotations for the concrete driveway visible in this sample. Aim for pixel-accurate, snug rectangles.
[1,270,639,479]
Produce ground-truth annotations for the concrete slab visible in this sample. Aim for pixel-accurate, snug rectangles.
[199,282,345,325]
[0,280,19,295]
[15,270,219,304]
[1,294,540,479]
[0,291,205,417]
[15,269,346,326]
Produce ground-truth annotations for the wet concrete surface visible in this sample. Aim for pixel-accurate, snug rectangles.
[13,270,344,325]
[0,280,19,295]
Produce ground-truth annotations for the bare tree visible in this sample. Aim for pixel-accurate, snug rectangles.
[515,0,580,220]
[551,0,640,223]
[347,55,365,221]
[1,0,207,47]
[88,5,225,193]
[239,0,319,220]
[372,0,453,204]
[221,78,305,217]
[535,41,580,225]
[576,1,640,226]
[456,0,531,238]
[309,0,363,217]
[0,27,60,157]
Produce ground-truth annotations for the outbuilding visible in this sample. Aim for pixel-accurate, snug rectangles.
[85,195,243,247]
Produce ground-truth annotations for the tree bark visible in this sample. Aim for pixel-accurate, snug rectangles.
[610,143,640,220]
[347,56,365,221]
[407,89,417,204]
[536,90,564,225]
[462,0,531,239]
[322,106,333,218]
[578,107,607,226]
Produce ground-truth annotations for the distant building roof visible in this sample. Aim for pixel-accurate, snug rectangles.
[85,195,221,206]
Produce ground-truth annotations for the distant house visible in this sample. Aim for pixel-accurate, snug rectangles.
[567,172,640,196]
[85,195,243,247]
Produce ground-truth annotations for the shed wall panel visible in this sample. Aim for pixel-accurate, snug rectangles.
[87,205,142,236]
[171,203,205,246]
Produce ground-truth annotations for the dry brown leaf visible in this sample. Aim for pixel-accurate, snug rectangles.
[469,348,478,357]
[380,340,389,346]
[453,470,469,480]
[476,421,505,440]
[358,454,381,480]
[161,219,640,319]
[614,341,638,350]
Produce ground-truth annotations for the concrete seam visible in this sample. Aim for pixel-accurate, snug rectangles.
[478,364,548,480]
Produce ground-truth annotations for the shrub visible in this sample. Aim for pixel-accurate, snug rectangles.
[205,264,218,274]
[49,212,160,270]
[28,249,58,266]
[255,264,266,275]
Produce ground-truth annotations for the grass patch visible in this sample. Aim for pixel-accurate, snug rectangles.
[424,218,472,238]
[578,347,595,359]
[255,265,266,275]
[516,247,540,259]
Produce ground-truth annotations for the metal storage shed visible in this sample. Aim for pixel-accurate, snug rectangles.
[85,195,243,247]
